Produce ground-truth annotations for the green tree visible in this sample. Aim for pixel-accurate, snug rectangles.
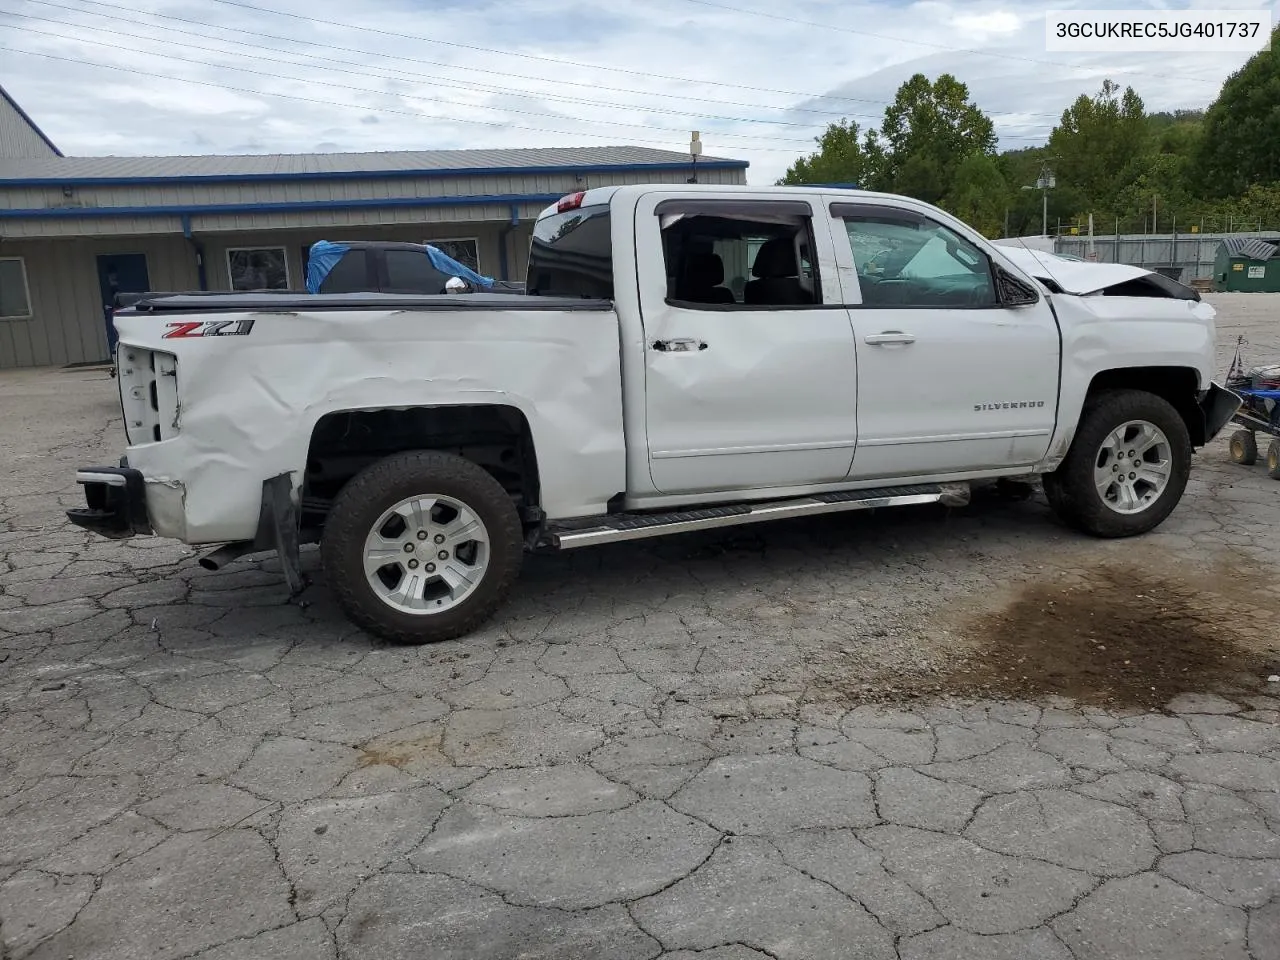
[1003,181,1089,237]
[778,74,995,205]
[996,146,1049,193]
[777,119,869,186]
[1196,26,1280,196]
[942,152,1008,237]
[1112,153,1194,230]
[1145,109,1204,153]
[873,73,997,203]
[1047,80,1147,211]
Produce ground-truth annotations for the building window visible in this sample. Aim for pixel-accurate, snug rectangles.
[227,247,290,291]
[428,238,480,273]
[0,258,32,319]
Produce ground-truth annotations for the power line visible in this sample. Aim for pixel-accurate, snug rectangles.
[26,0,957,116]
[0,45,815,152]
[677,0,1224,86]
[0,21,827,145]
[0,5,882,131]
[196,0,1101,109]
[1,14,1059,146]
[7,0,1072,130]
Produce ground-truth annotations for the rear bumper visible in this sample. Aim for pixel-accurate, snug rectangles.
[1200,381,1242,444]
[66,466,153,539]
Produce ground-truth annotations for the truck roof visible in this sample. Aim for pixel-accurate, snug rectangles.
[534,182,924,221]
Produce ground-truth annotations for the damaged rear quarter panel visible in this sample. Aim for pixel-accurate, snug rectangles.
[115,305,625,544]
[1041,293,1216,466]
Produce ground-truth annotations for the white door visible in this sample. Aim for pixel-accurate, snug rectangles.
[831,202,1060,480]
[636,195,858,495]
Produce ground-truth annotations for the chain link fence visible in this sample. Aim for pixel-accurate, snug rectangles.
[1053,230,1280,283]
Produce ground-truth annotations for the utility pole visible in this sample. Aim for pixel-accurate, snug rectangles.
[688,131,701,184]
[1152,195,1158,235]
[1022,164,1055,237]
[1039,165,1055,236]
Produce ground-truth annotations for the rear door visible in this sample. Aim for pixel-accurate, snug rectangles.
[634,194,859,495]
[830,201,1060,480]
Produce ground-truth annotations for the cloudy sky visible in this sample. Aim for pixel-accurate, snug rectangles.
[0,0,1275,183]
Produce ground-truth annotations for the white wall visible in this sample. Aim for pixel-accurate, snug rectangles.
[0,222,539,368]
[0,235,196,369]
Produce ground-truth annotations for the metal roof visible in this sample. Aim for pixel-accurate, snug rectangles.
[0,145,743,183]
[1221,237,1279,261]
[0,84,63,158]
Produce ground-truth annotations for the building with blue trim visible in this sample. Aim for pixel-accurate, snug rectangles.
[0,85,748,369]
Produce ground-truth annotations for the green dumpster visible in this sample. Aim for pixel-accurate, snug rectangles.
[1214,238,1280,292]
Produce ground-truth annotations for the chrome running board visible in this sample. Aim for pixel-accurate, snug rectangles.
[547,483,969,550]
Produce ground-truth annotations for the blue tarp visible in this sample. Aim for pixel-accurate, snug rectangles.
[305,240,349,294]
[425,245,494,289]
[305,240,495,293]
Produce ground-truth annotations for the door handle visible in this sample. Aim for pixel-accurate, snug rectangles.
[864,331,916,345]
[652,338,708,353]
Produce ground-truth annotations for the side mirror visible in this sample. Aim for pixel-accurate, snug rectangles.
[994,265,1040,306]
[445,276,472,294]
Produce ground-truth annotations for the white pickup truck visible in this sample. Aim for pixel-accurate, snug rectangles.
[68,184,1239,644]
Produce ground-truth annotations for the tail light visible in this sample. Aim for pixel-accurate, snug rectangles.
[118,348,180,445]
[557,191,586,213]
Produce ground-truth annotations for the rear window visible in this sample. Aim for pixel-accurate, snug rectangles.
[384,250,449,293]
[526,204,613,299]
[318,250,369,293]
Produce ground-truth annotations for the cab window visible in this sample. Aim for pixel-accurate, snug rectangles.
[657,200,821,308]
[837,207,997,308]
[527,204,613,299]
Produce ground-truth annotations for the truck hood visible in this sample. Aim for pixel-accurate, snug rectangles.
[996,246,1198,300]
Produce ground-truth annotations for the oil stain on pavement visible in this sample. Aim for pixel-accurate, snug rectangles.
[950,563,1280,708]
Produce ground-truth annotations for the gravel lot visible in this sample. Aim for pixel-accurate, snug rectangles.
[2,293,1279,960]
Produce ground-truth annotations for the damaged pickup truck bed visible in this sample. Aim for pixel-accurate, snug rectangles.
[68,184,1240,644]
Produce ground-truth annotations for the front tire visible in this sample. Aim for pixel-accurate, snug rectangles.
[321,451,523,644]
[1044,389,1191,538]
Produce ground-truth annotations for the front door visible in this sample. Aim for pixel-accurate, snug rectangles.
[96,253,150,357]
[831,202,1060,480]
[636,194,858,496]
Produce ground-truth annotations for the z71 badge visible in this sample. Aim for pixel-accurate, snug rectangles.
[163,319,256,339]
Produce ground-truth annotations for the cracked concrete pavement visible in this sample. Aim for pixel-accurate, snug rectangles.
[1,293,1279,960]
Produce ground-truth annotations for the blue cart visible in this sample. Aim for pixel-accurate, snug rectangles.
[1225,341,1280,478]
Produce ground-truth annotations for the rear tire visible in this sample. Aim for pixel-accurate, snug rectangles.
[1267,440,1280,480]
[1229,429,1258,465]
[321,451,523,644]
[1044,389,1191,538]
